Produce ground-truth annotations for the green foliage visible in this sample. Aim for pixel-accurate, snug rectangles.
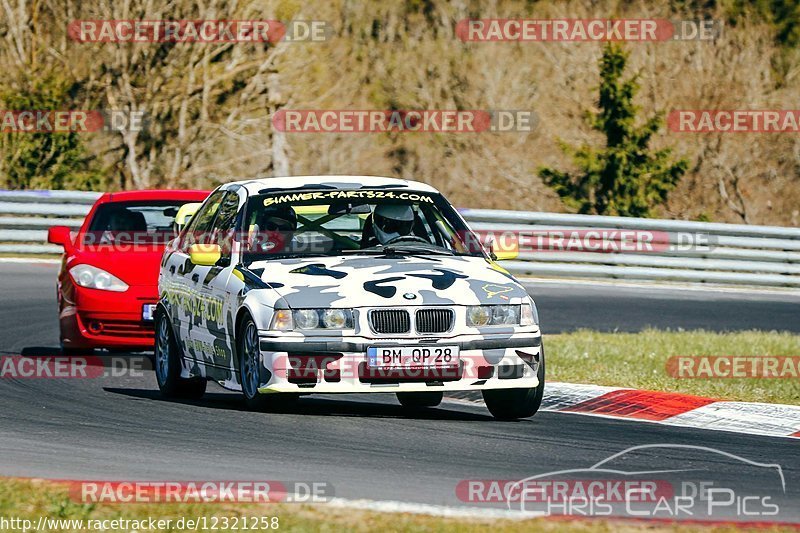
[723,0,800,83]
[724,0,800,47]
[671,0,800,48]
[539,44,688,217]
[0,75,105,191]
[47,496,95,519]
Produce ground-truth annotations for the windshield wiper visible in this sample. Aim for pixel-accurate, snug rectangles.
[339,243,455,256]
[379,244,454,256]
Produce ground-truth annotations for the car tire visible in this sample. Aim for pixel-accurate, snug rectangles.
[154,311,207,399]
[482,345,545,420]
[60,344,90,356]
[237,313,298,411]
[396,391,443,409]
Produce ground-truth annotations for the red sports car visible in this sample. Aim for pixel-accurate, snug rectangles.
[48,190,209,354]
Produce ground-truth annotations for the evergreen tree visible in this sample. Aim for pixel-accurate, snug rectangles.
[539,43,688,217]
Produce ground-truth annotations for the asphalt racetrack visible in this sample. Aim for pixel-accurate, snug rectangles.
[1,262,798,522]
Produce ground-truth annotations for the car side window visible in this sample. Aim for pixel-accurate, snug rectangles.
[182,191,225,250]
[209,191,240,260]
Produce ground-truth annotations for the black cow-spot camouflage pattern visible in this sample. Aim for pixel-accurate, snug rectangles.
[157,175,542,396]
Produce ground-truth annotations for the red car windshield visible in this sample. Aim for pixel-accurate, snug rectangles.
[84,200,192,245]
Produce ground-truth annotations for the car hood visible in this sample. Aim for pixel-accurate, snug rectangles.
[244,254,529,308]
[70,245,166,287]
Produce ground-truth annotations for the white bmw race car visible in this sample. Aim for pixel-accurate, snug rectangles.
[155,175,544,419]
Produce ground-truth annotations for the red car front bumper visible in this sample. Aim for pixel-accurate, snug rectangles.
[59,282,158,351]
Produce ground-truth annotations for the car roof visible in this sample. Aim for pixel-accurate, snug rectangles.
[97,189,210,203]
[219,175,441,195]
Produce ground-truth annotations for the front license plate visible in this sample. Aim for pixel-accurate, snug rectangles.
[367,346,460,369]
[142,304,157,322]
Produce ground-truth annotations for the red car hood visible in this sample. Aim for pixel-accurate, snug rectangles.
[69,244,167,287]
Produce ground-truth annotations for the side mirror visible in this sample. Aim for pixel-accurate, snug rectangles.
[48,226,73,247]
[189,243,221,266]
[493,249,519,261]
[174,203,202,232]
[487,238,519,261]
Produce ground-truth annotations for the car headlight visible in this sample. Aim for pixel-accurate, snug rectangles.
[269,309,354,331]
[322,309,349,329]
[270,309,294,331]
[294,309,320,329]
[69,264,128,292]
[467,305,522,327]
[466,306,492,327]
[521,302,538,326]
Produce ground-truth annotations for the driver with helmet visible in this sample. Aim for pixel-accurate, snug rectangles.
[362,203,423,247]
[250,205,298,253]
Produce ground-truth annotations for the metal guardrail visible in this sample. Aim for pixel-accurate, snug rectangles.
[460,208,800,288]
[0,190,100,255]
[1,190,799,288]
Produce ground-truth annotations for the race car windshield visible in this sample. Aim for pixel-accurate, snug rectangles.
[84,201,192,245]
[242,189,486,260]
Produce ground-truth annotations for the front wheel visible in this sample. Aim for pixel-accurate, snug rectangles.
[396,391,443,409]
[482,346,545,420]
[238,314,297,411]
[154,311,206,399]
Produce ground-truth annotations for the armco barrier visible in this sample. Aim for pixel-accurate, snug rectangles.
[460,208,800,288]
[1,190,798,288]
[0,190,100,254]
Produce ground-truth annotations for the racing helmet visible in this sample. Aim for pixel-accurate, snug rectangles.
[251,205,298,252]
[259,205,298,232]
[373,204,415,245]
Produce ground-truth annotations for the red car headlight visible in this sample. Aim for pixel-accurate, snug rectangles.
[69,264,129,292]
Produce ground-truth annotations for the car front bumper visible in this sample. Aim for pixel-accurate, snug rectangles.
[60,283,158,350]
[255,332,542,394]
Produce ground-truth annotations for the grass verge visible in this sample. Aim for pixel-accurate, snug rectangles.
[546,329,800,405]
[0,478,795,533]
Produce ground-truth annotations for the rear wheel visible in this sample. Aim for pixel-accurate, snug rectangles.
[396,391,443,409]
[154,311,206,399]
[482,346,545,420]
[238,314,297,410]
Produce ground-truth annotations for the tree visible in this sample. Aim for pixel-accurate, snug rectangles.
[0,74,105,190]
[0,0,291,191]
[539,43,688,217]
